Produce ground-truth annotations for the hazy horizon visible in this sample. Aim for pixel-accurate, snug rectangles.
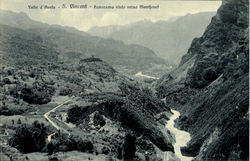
[0,0,221,31]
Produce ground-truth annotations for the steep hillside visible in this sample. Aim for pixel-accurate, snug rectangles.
[0,24,128,113]
[0,10,48,29]
[0,10,169,76]
[155,0,249,160]
[0,24,173,160]
[88,12,215,65]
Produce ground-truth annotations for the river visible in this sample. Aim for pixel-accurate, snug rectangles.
[165,109,193,161]
[134,72,193,161]
[134,72,159,79]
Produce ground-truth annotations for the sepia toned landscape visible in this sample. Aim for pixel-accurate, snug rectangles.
[0,0,249,161]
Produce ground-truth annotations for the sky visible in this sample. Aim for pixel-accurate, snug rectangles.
[0,0,221,31]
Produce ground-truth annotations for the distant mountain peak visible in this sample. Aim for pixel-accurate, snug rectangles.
[88,12,216,65]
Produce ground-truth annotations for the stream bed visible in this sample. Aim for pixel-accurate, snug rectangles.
[165,109,194,161]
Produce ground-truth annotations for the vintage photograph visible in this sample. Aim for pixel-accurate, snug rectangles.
[0,0,249,160]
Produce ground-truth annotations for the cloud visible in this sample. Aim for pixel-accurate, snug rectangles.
[100,12,121,26]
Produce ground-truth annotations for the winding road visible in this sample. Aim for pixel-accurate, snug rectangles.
[43,100,71,142]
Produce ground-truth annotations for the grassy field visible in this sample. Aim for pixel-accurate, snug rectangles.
[0,115,50,127]
[0,96,73,142]
[35,96,72,115]
[24,151,117,161]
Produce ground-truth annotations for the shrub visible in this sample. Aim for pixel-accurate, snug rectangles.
[47,142,54,155]
[2,78,11,84]
[29,71,36,78]
[102,146,110,155]
[59,87,72,96]
[53,134,94,153]
[116,146,123,159]
[93,112,106,127]
[123,133,136,160]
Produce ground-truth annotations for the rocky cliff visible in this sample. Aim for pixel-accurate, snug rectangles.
[156,0,249,160]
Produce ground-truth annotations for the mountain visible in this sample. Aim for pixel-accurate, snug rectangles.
[0,10,48,29]
[0,13,173,160]
[87,25,124,38]
[155,0,249,160]
[88,12,216,65]
[0,10,170,76]
[88,20,155,38]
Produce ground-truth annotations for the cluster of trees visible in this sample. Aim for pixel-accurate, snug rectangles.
[48,133,94,154]
[2,65,56,105]
[67,105,89,125]
[9,81,55,104]
[9,118,137,160]
[100,133,136,160]
[9,121,95,155]
[79,57,103,63]
[9,121,47,153]
[119,82,166,114]
[59,87,72,96]
[0,105,24,116]
[20,81,55,104]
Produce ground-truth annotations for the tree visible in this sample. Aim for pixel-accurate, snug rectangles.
[2,78,11,84]
[123,133,136,160]
[93,112,106,128]
[102,147,110,155]
[47,142,54,155]
[117,146,123,159]
[17,118,22,124]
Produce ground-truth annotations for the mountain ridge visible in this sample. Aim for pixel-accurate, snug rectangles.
[88,12,216,65]
[155,0,249,160]
[0,10,170,76]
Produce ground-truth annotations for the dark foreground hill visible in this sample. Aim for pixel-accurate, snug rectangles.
[0,10,170,76]
[155,0,249,160]
[0,22,173,160]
